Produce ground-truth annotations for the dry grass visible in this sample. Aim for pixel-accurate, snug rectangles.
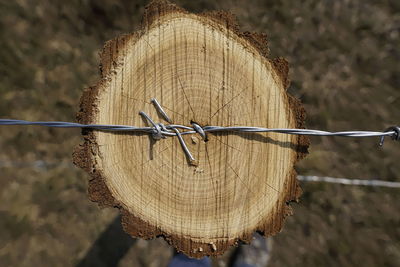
[0,0,399,266]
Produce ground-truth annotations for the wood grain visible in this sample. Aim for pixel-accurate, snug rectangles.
[73,0,309,258]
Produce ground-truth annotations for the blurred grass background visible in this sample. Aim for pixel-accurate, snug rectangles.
[0,0,399,266]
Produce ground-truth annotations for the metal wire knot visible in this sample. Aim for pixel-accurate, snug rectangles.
[140,101,203,165]
[379,126,400,146]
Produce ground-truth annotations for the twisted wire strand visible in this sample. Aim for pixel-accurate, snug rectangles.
[0,98,398,164]
[298,175,400,188]
[0,119,397,139]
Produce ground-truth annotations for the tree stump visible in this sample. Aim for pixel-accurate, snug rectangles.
[73,0,308,258]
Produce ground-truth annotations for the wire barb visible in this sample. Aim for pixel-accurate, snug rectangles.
[379,126,400,146]
[171,128,197,166]
[151,98,172,123]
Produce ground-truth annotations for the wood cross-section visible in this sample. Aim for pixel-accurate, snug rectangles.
[73,0,309,258]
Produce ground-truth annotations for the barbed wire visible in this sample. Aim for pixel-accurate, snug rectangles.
[0,98,399,164]
[0,119,398,140]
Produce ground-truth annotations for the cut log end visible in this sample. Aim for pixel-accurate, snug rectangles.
[73,0,309,258]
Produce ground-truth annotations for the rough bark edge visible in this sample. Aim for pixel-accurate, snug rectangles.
[72,0,309,258]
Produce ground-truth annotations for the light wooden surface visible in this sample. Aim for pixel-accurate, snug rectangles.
[74,0,308,257]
